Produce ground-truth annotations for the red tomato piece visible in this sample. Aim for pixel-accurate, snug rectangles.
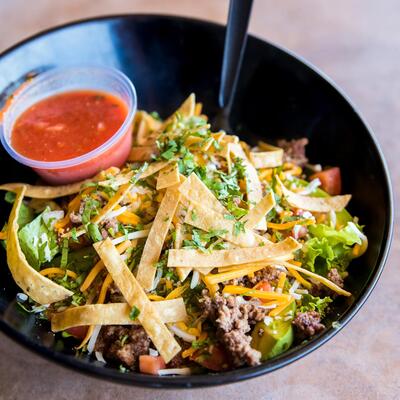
[194,345,230,372]
[311,167,342,196]
[65,326,88,339]
[253,280,272,292]
[139,355,166,375]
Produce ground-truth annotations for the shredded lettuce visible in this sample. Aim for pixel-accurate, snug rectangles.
[302,222,363,274]
[299,294,332,317]
[18,208,61,270]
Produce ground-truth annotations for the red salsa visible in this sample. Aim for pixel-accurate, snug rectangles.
[11,90,128,161]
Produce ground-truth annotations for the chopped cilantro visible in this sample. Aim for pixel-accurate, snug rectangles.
[60,238,69,268]
[191,210,198,221]
[87,223,103,242]
[224,214,235,220]
[129,305,140,320]
[233,221,245,236]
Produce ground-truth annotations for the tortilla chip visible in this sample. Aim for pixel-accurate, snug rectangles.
[94,239,181,363]
[136,183,181,290]
[230,144,266,230]
[277,261,351,296]
[0,181,89,199]
[157,163,180,190]
[167,237,300,268]
[249,143,283,169]
[184,201,265,248]
[6,186,72,304]
[134,111,162,146]
[277,176,351,212]
[51,298,187,331]
[244,191,276,230]
[174,222,193,282]
[128,146,157,162]
[179,173,226,214]
[163,94,195,127]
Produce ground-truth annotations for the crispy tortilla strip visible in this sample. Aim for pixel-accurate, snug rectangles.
[97,161,171,188]
[128,146,157,162]
[157,163,180,190]
[51,298,187,331]
[277,176,351,212]
[174,223,192,282]
[230,144,266,230]
[244,191,276,230]
[249,143,283,169]
[6,186,72,304]
[0,180,89,199]
[178,173,226,214]
[136,183,181,290]
[277,261,351,296]
[167,237,300,268]
[184,201,265,248]
[134,111,162,146]
[94,239,181,363]
[163,93,195,126]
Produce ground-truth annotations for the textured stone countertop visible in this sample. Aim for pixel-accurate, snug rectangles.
[0,1,398,399]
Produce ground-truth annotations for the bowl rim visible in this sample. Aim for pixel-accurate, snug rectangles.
[0,13,394,389]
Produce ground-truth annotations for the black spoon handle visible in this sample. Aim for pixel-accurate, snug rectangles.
[219,0,254,109]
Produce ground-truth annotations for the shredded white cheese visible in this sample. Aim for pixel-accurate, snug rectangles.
[106,206,127,219]
[169,325,196,342]
[111,229,150,245]
[87,325,102,354]
[158,368,191,376]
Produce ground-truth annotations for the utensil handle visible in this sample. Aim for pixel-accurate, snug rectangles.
[219,0,253,108]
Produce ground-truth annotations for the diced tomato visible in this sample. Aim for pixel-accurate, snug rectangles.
[310,167,342,196]
[139,355,166,375]
[66,326,88,339]
[253,280,272,292]
[193,345,230,372]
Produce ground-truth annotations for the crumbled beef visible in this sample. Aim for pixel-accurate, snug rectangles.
[167,351,185,368]
[108,283,125,303]
[95,325,150,368]
[103,217,118,232]
[327,268,344,288]
[292,311,325,339]
[310,268,344,297]
[200,291,266,367]
[69,200,86,224]
[228,267,280,287]
[277,138,309,167]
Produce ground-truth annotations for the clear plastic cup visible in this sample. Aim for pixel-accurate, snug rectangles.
[0,66,137,184]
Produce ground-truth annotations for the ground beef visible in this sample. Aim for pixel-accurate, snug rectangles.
[69,200,86,224]
[228,267,280,287]
[310,268,344,297]
[200,291,266,367]
[327,268,344,288]
[108,283,125,303]
[167,351,185,368]
[277,138,309,167]
[95,325,150,368]
[292,311,325,339]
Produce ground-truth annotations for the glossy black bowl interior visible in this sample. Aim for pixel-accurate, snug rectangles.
[0,15,393,388]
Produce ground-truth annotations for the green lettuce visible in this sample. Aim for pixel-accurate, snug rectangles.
[18,208,60,270]
[302,222,362,274]
[299,294,333,317]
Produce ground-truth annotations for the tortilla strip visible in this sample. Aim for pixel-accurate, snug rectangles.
[276,261,351,297]
[135,111,162,146]
[230,144,266,230]
[94,239,181,363]
[163,93,195,127]
[136,183,181,290]
[179,173,226,214]
[128,146,157,162]
[0,180,89,199]
[157,163,180,190]
[244,191,276,230]
[277,176,351,212]
[174,223,193,282]
[51,298,187,331]
[167,237,300,268]
[6,186,72,304]
[249,149,283,169]
[184,201,266,248]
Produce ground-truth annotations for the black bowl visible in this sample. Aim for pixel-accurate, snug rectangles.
[0,15,393,388]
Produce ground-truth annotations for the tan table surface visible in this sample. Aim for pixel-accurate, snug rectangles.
[0,1,398,399]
